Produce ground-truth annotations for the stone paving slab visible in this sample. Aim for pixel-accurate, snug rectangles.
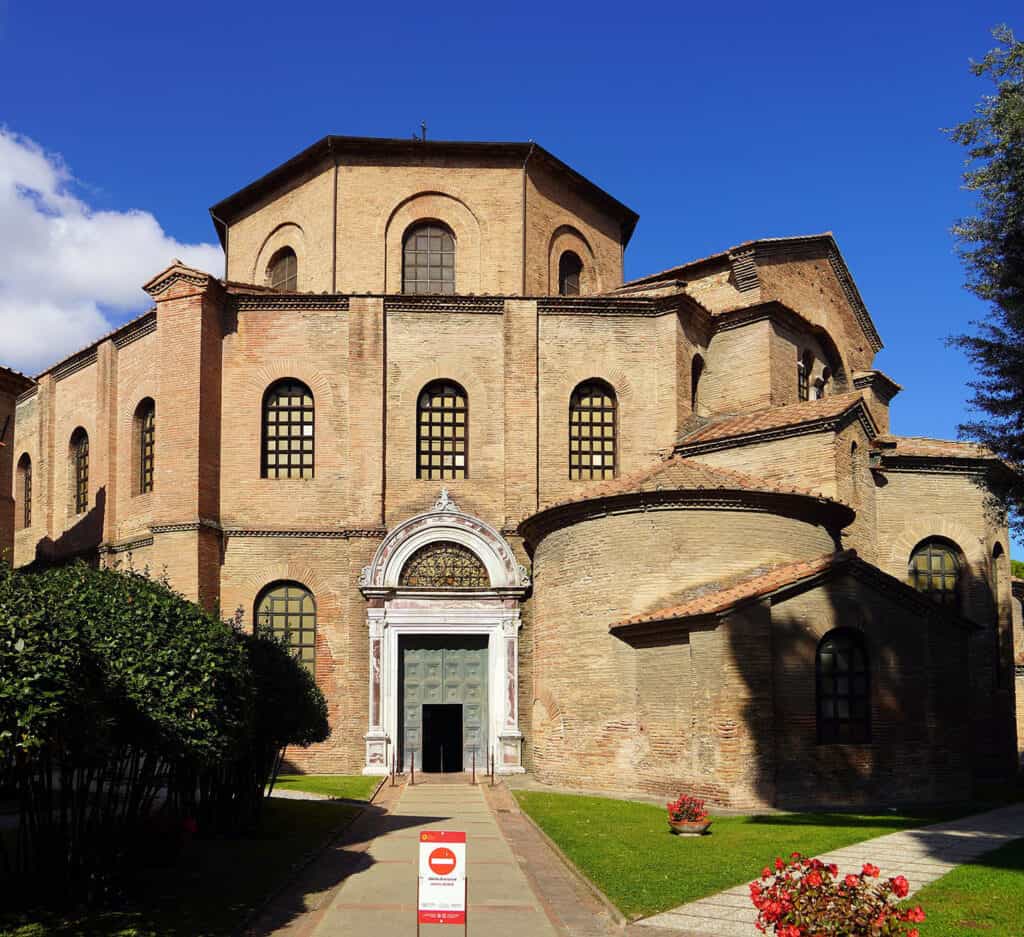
[636,802,1024,937]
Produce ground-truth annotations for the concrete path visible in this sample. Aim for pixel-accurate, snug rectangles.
[636,802,1024,937]
[310,781,560,937]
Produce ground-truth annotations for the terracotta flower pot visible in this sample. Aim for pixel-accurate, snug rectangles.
[668,818,711,836]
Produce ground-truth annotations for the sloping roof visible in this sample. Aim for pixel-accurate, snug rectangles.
[542,455,841,513]
[0,365,35,395]
[872,435,996,460]
[615,232,882,352]
[612,551,852,629]
[209,135,639,246]
[609,549,979,642]
[677,392,875,453]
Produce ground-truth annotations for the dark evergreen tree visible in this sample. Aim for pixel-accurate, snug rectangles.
[948,26,1024,530]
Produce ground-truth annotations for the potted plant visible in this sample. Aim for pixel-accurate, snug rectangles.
[666,794,711,835]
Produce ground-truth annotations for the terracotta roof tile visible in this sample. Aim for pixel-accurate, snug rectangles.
[544,455,842,513]
[872,435,995,460]
[611,551,855,628]
[678,392,869,448]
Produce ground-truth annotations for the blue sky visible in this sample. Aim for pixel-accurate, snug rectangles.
[0,2,1019,479]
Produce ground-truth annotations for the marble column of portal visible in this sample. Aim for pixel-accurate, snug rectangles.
[498,617,525,773]
[363,610,389,775]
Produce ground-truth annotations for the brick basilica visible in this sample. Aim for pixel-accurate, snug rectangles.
[1,135,1019,807]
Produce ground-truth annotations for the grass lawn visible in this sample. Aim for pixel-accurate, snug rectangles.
[909,837,1024,937]
[514,791,966,919]
[0,798,360,937]
[273,773,381,801]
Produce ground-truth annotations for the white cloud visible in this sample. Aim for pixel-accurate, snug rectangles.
[0,129,223,374]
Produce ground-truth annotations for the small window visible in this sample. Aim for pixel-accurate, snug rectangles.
[262,380,314,479]
[558,251,583,296]
[817,629,870,744]
[255,582,316,673]
[16,453,31,529]
[798,350,813,402]
[268,247,298,290]
[399,541,489,588]
[691,354,705,413]
[416,381,467,480]
[909,539,961,607]
[403,223,455,294]
[569,379,617,480]
[70,428,89,515]
[136,399,155,494]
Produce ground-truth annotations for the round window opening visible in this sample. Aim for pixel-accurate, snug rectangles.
[398,541,490,588]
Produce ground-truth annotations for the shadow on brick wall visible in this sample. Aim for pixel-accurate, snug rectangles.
[24,486,105,570]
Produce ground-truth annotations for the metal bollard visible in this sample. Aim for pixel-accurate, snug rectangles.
[471,748,476,786]
[410,750,415,786]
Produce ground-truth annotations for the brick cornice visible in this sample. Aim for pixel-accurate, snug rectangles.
[222,527,387,539]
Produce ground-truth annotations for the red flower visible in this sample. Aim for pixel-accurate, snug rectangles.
[827,863,838,877]
[909,931,919,937]
[844,874,859,888]
[891,874,910,898]
[805,870,823,888]
[862,862,880,878]
[762,866,772,879]
[775,857,785,870]
[905,905,925,923]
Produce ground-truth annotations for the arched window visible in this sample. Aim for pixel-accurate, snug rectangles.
[135,398,155,495]
[255,582,316,673]
[569,379,616,480]
[403,223,455,294]
[798,350,813,402]
[16,453,31,529]
[399,541,490,588]
[691,354,705,413]
[417,380,467,480]
[262,380,314,479]
[993,542,1005,688]
[850,441,859,501]
[909,538,961,607]
[817,629,870,744]
[70,428,89,515]
[558,251,583,296]
[267,247,298,290]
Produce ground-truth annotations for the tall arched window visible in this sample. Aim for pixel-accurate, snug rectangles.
[70,428,89,515]
[569,379,617,480]
[817,629,870,743]
[993,542,1005,688]
[135,398,155,494]
[417,381,467,479]
[399,541,489,588]
[909,538,961,607]
[267,247,298,290]
[255,582,316,673]
[691,354,705,413]
[558,251,583,296]
[16,453,31,529]
[798,350,813,402]
[403,223,455,294]
[262,380,314,479]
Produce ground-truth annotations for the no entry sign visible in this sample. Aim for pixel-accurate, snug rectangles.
[418,831,466,925]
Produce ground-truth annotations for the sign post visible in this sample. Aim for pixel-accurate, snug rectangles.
[418,831,467,934]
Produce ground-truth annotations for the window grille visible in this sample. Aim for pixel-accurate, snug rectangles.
[817,629,870,744]
[798,350,813,402]
[18,455,31,528]
[139,401,155,494]
[268,248,298,290]
[416,381,467,480]
[569,380,616,480]
[72,429,89,514]
[909,540,960,606]
[256,582,316,672]
[559,251,582,296]
[262,380,315,479]
[403,223,455,294]
[399,541,489,588]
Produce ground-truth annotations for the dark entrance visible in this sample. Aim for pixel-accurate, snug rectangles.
[422,704,463,772]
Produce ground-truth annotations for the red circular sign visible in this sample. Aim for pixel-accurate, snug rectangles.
[428,846,457,875]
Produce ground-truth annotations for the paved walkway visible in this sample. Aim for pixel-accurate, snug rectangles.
[308,781,561,937]
[636,802,1024,937]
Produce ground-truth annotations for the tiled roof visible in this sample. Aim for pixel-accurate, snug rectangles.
[543,455,840,513]
[35,307,157,380]
[872,435,996,460]
[611,551,853,629]
[677,392,871,449]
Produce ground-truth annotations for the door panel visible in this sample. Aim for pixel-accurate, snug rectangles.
[400,637,488,772]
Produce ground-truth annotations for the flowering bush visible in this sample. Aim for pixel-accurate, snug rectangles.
[749,852,925,936]
[666,794,709,824]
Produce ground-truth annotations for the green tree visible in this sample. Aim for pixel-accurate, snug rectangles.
[948,25,1024,529]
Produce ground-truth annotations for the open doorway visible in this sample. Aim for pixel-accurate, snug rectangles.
[422,704,463,772]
